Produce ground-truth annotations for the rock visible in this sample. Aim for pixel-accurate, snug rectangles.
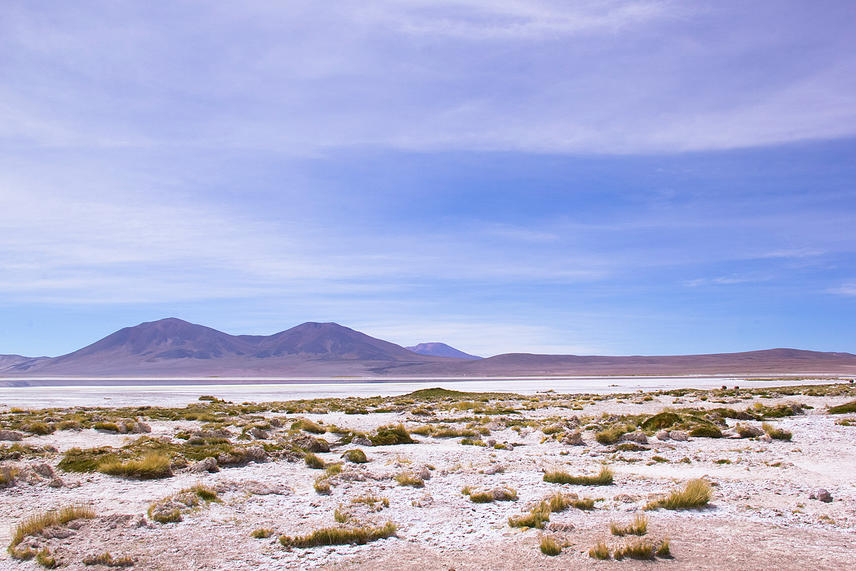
[656,430,670,441]
[352,436,372,447]
[244,446,268,463]
[669,431,689,441]
[0,430,23,441]
[243,481,291,495]
[191,457,219,473]
[621,431,648,444]
[737,424,764,438]
[293,435,330,453]
[134,422,152,433]
[759,434,772,443]
[546,522,575,532]
[48,477,64,488]
[248,428,270,440]
[613,494,637,503]
[31,463,54,478]
[486,439,497,447]
[562,431,585,446]
[491,487,516,501]
[483,464,505,475]
[418,467,432,481]
[810,489,833,503]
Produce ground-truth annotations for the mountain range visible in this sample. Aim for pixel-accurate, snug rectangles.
[2,317,856,382]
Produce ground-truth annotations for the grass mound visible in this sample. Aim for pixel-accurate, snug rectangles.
[828,400,856,414]
[610,514,648,536]
[370,424,415,446]
[98,452,172,479]
[9,505,95,559]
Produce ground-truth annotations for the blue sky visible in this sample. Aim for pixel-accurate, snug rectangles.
[1,1,855,357]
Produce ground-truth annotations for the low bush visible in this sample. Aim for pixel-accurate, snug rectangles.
[98,452,172,479]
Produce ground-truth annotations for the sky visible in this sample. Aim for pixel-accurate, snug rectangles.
[1,1,855,358]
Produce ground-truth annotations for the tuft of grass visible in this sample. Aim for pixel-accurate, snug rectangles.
[36,548,57,568]
[314,477,332,495]
[0,466,19,487]
[645,478,711,510]
[595,425,628,445]
[325,463,343,476]
[279,521,396,548]
[292,418,326,434]
[614,538,655,560]
[94,421,121,433]
[509,502,551,529]
[543,465,613,486]
[98,452,172,479]
[571,497,596,511]
[656,537,672,558]
[334,508,350,523]
[9,505,95,558]
[24,422,54,436]
[304,452,325,469]
[762,422,792,441]
[539,535,562,556]
[610,514,648,536]
[342,449,368,463]
[589,541,611,560]
[469,491,494,503]
[351,495,389,509]
[395,471,424,488]
[370,424,415,446]
[189,483,218,501]
[641,412,681,431]
[252,528,274,539]
[689,425,723,438]
[83,552,134,567]
[147,505,181,524]
[828,400,856,414]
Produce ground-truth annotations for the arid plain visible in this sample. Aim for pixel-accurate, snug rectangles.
[1,381,855,570]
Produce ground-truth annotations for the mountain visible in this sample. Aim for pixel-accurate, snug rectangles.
[1,318,453,378]
[0,354,49,372]
[2,318,856,380]
[406,342,481,360]
[393,348,856,376]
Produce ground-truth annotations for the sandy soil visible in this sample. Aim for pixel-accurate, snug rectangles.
[1,387,855,570]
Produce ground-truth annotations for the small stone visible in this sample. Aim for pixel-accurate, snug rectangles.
[0,430,23,441]
[759,434,772,443]
[562,431,585,446]
[48,477,64,488]
[621,431,648,444]
[31,463,54,478]
[656,430,670,441]
[811,489,833,503]
[669,430,689,441]
[191,457,219,473]
[491,487,516,501]
[546,522,575,532]
[418,467,432,481]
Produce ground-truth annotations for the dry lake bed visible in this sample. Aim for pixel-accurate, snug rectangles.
[1,380,855,569]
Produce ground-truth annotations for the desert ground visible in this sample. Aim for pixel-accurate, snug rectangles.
[1,381,855,570]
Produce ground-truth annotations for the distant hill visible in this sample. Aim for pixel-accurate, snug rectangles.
[406,342,481,360]
[2,318,856,381]
[0,318,454,378]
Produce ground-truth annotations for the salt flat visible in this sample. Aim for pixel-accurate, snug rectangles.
[1,382,855,569]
